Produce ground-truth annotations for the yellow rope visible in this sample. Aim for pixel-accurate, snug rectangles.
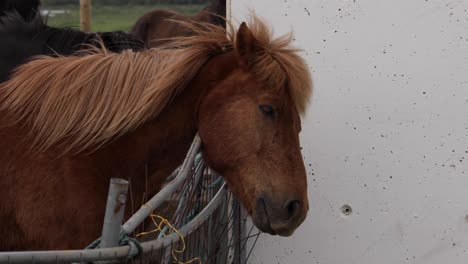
[137,204,202,264]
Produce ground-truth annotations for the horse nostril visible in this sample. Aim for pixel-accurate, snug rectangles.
[286,200,301,220]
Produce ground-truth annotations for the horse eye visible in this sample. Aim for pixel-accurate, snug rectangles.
[259,104,275,116]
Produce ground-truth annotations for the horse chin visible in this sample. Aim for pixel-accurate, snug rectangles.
[251,210,277,236]
[277,230,295,237]
[266,224,296,237]
[252,215,298,236]
[250,215,297,237]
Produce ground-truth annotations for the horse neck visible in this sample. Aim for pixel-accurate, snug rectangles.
[89,52,239,200]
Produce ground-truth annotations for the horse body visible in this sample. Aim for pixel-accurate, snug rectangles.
[0,18,312,250]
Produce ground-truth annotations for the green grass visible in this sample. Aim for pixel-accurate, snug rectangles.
[43,4,205,32]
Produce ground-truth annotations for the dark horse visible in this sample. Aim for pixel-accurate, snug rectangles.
[0,17,312,250]
[0,12,145,82]
[131,0,226,47]
[0,0,40,21]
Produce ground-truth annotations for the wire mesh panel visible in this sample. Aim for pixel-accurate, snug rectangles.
[131,154,261,264]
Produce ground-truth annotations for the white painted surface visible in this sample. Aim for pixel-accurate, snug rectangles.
[230,0,468,263]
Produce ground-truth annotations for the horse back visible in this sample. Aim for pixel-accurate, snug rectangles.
[131,9,196,47]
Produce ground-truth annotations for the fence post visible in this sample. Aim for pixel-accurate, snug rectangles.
[80,0,91,32]
[100,178,129,248]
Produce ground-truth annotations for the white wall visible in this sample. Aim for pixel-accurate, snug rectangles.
[229,0,468,263]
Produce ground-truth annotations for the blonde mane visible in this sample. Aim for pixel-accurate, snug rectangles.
[0,15,312,153]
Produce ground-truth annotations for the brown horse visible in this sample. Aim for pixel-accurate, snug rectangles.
[0,16,312,250]
[130,0,226,47]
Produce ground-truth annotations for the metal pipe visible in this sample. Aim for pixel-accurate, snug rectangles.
[0,247,132,263]
[239,206,247,264]
[232,198,241,264]
[100,178,129,248]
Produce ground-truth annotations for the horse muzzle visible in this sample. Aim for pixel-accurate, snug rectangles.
[252,193,308,236]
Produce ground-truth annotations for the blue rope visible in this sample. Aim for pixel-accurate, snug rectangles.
[207,176,223,189]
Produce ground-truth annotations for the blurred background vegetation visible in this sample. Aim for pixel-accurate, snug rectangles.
[41,0,209,31]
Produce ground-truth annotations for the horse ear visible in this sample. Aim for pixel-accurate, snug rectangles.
[235,22,260,68]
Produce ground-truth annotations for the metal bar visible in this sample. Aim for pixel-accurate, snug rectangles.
[122,135,201,235]
[0,248,132,263]
[239,206,247,264]
[232,198,241,264]
[206,210,214,262]
[100,178,129,248]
